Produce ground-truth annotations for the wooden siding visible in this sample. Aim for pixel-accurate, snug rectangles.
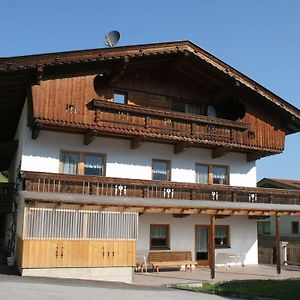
[18,237,136,268]
[30,72,285,155]
[23,171,300,207]
[31,75,98,125]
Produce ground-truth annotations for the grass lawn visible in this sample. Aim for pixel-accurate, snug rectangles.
[171,278,300,300]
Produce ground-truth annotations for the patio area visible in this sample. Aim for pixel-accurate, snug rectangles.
[133,264,300,286]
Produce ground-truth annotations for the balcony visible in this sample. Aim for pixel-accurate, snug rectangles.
[0,183,15,212]
[90,99,284,157]
[22,172,300,208]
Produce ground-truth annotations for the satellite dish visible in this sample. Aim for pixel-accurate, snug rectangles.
[104,30,121,47]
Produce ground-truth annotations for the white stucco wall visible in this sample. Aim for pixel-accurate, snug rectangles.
[137,214,258,265]
[20,128,257,187]
[8,100,28,181]
[261,216,300,237]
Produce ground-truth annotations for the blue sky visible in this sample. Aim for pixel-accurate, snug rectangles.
[1,0,299,180]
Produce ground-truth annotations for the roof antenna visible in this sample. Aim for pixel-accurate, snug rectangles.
[104,30,121,47]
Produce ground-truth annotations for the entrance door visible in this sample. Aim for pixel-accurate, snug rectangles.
[195,225,209,266]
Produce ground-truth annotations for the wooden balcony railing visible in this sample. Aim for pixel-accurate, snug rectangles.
[91,99,284,153]
[22,172,300,206]
[0,183,15,211]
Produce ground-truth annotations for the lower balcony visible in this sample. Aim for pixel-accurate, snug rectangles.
[22,171,300,208]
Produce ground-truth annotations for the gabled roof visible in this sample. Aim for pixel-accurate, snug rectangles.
[257,178,300,190]
[0,40,300,145]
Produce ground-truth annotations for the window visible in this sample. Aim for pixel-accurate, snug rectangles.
[152,159,170,181]
[84,154,104,176]
[257,221,271,236]
[292,221,299,234]
[150,224,170,249]
[207,105,216,117]
[212,166,227,184]
[196,164,228,185]
[61,151,105,176]
[215,225,230,248]
[195,164,209,184]
[171,101,201,115]
[61,152,79,175]
[113,91,127,104]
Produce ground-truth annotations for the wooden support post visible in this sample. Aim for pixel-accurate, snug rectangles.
[210,214,216,280]
[275,215,281,276]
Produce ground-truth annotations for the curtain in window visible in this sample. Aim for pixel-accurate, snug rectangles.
[152,161,168,181]
[62,152,79,175]
[84,155,103,176]
[151,226,167,239]
[215,226,228,246]
[212,167,226,184]
[196,227,208,252]
[196,165,208,184]
[151,225,168,247]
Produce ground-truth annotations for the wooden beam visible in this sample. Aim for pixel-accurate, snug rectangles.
[212,147,227,159]
[210,215,216,280]
[124,206,145,213]
[247,151,264,162]
[84,129,97,145]
[162,52,188,84]
[209,86,234,103]
[275,215,281,275]
[145,207,164,213]
[130,137,144,149]
[164,208,183,214]
[174,142,189,154]
[248,211,264,216]
[31,123,40,140]
[108,56,129,85]
[182,208,199,214]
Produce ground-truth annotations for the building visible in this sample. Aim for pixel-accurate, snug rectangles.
[1,41,300,283]
[257,178,300,239]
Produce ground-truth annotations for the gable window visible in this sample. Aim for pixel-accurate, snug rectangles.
[257,221,271,236]
[171,101,201,115]
[150,224,170,250]
[215,225,230,248]
[61,151,105,176]
[207,105,216,117]
[292,221,299,234]
[196,164,229,185]
[152,159,170,181]
[113,91,127,104]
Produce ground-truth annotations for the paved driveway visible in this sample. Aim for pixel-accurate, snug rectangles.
[0,274,236,300]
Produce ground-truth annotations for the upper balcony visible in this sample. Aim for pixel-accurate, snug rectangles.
[22,172,300,216]
[88,99,284,160]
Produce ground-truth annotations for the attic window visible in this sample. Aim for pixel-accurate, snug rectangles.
[207,105,216,117]
[113,91,127,104]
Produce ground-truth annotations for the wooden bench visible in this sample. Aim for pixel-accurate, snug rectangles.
[148,251,194,273]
